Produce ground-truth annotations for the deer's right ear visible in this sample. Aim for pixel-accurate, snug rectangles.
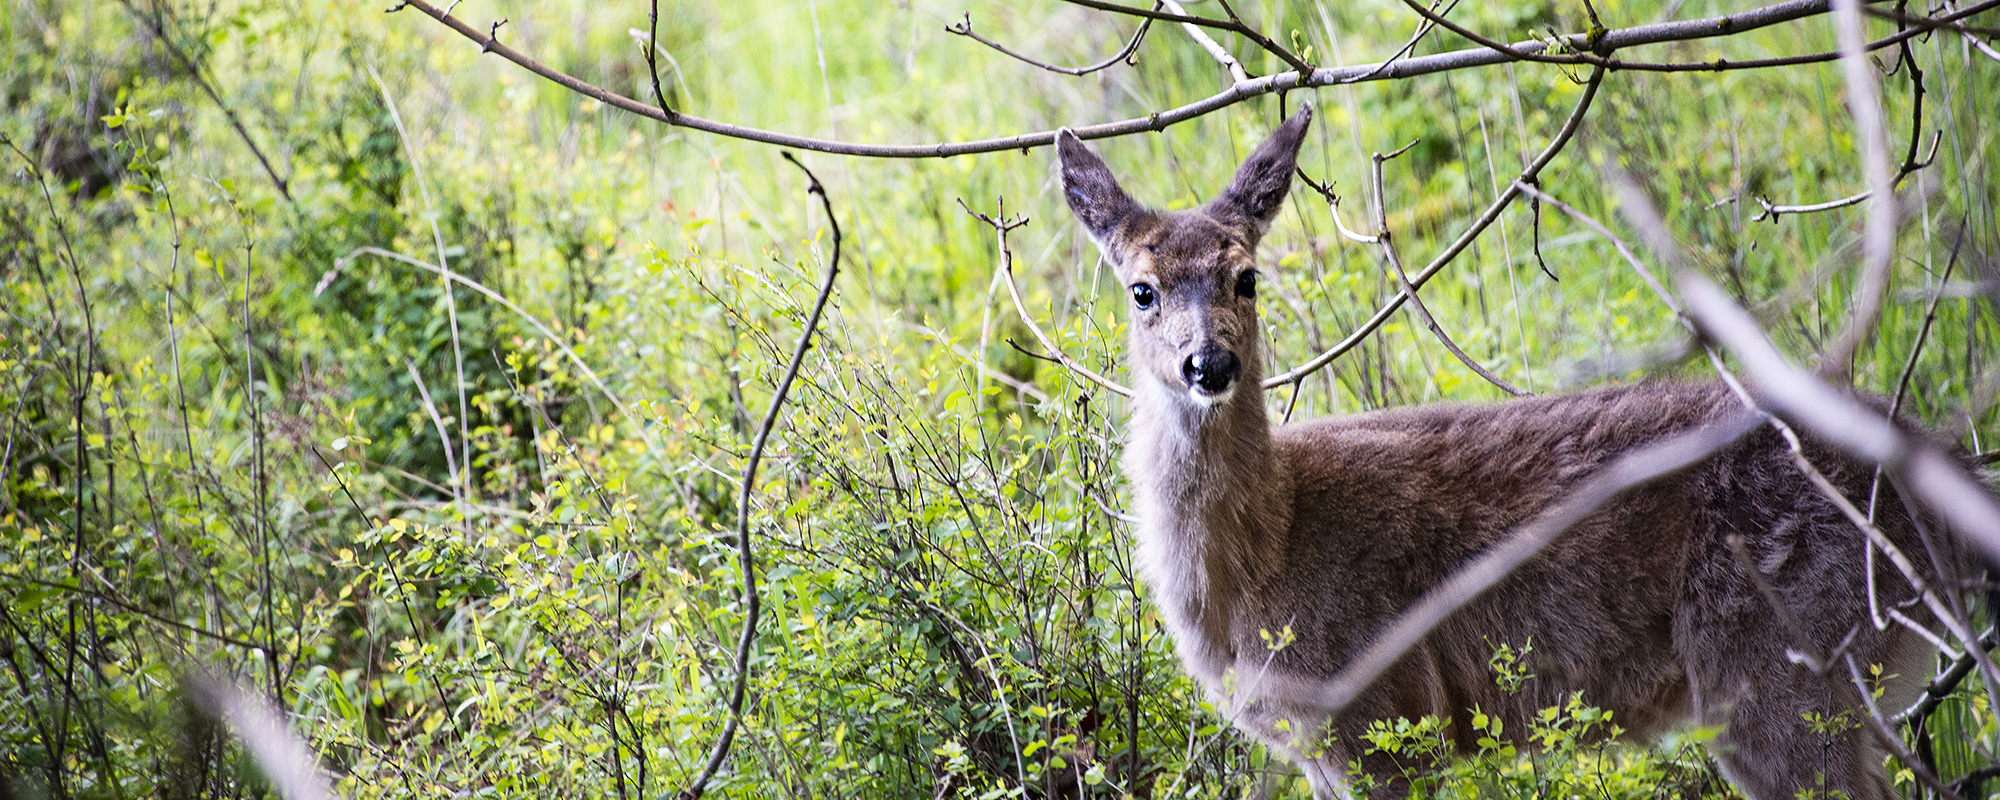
[1057,129,1142,246]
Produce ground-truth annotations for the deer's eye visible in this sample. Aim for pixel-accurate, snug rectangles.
[1235,271,1258,299]
[1130,283,1156,309]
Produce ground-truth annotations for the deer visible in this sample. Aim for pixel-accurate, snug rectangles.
[1054,107,1960,800]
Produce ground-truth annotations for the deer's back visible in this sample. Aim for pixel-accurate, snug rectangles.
[1252,381,1918,743]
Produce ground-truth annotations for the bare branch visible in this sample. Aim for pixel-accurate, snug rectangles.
[1401,0,2000,73]
[1057,0,1312,74]
[1864,4,2000,37]
[1367,144,1528,396]
[961,199,1134,398]
[1262,64,1607,389]
[945,7,1155,76]
[118,0,293,201]
[1511,182,1678,317]
[1794,0,1900,381]
[1676,274,2000,690]
[1161,0,1248,83]
[1843,654,1968,800]
[1294,171,1377,243]
[1340,0,1461,84]
[1897,627,1999,724]
[390,0,1918,159]
[644,0,681,116]
[681,152,845,800]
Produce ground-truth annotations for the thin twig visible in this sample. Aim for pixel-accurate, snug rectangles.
[946,7,1156,76]
[118,0,293,201]
[1341,0,1461,84]
[1160,0,1249,83]
[1056,0,1312,74]
[679,152,844,800]
[1367,143,1528,396]
[1294,171,1377,243]
[1262,64,1607,389]
[1399,0,2000,73]
[185,675,337,800]
[1724,534,1822,667]
[960,199,1134,398]
[1864,4,2000,36]
[1842,654,1967,800]
[1896,627,1999,723]
[1867,226,1966,520]
[1510,182,1677,316]
[644,0,680,117]
[1677,271,2000,701]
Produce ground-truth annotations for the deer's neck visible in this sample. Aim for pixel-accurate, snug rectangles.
[1125,377,1292,679]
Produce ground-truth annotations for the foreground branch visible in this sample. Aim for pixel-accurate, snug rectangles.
[1294,411,1765,714]
[1675,274,2000,566]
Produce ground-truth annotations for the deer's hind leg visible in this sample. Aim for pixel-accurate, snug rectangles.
[1685,577,1932,800]
[1706,663,1895,800]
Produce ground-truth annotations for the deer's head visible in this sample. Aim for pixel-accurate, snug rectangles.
[1058,108,1311,411]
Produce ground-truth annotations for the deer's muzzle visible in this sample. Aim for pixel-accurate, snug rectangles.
[1181,346,1240,397]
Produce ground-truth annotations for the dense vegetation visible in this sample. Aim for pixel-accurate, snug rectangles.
[2,0,1997,797]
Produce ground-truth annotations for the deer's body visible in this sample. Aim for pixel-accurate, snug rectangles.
[1057,110,1943,800]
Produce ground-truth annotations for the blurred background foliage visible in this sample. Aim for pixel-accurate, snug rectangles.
[0,0,1996,796]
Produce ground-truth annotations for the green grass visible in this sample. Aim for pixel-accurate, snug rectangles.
[2,0,1998,796]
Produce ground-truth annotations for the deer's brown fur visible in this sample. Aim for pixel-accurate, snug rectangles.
[1056,109,1950,800]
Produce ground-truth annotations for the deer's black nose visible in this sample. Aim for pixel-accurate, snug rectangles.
[1181,347,1240,394]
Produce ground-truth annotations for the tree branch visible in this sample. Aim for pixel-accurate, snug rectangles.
[680,152,844,799]
[1366,142,1528,396]
[1056,0,1311,74]
[945,7,1156,76]
[1263,64,1606,389]
[960,198,1134,398]
[391,0,1926,159]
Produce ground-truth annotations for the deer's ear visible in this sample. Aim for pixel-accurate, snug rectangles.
[1058,129,1143,245]
[1210,106,1312,240]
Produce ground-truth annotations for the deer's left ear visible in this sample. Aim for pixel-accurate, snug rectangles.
[1209,106,1312,240]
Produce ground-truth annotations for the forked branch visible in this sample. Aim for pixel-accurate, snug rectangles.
[961,199,1134,398]
[1263,64,1607,389]
[1364,142,1528,396]
[945,7,1156,76]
